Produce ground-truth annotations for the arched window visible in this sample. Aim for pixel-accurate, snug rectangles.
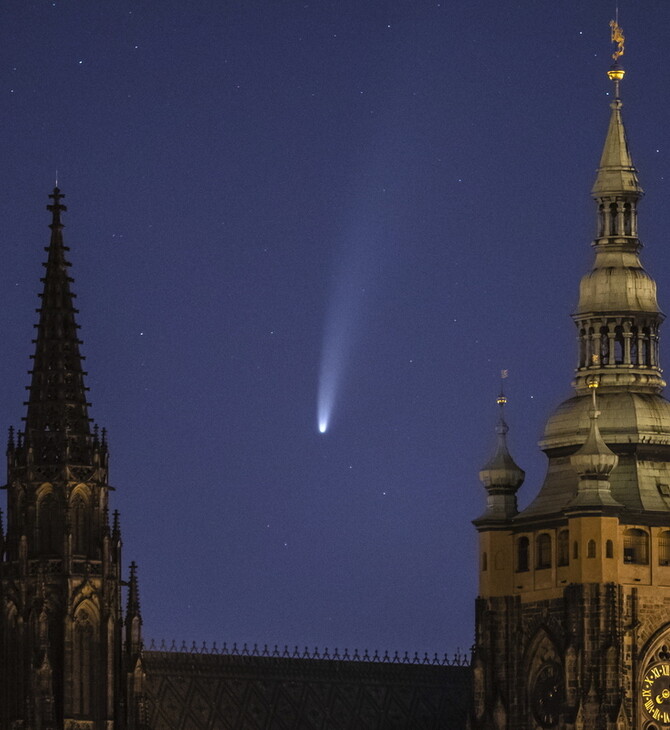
[623,528,649,565]
[659,531,670,566]
[517,537,529,573]
[587,539,596,558]
[38,494,61,555]
[73,610,97,716]
[71,496,88,556]
[536,534,551,570]
[557,530,569,567]
[606,540,614,559]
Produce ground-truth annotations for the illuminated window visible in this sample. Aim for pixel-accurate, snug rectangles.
[623,528,649,565]
[659,531,670,566]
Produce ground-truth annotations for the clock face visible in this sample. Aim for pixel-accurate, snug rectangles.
[531,662,563,728]
[642,663,670,725]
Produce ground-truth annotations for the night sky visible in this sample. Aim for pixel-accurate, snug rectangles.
[0,1,669,658]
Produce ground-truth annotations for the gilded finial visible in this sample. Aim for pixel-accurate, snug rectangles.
[610,19,624,62]
[608,19,625,93]
[587,375,600,411]
[496,369,508,406]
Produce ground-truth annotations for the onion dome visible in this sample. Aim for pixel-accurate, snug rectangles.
[475,392,525,524]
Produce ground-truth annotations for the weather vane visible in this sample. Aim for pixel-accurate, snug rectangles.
[610,18,624,63]
[497,369,508,407]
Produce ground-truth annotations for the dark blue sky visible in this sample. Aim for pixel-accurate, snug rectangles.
[0,1,669,656]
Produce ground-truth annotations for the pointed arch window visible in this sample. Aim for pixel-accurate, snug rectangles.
[73,609,97,717]
[71,496,88,556]
[38,493,61,555]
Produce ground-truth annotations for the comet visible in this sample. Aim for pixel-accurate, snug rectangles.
[317,217,385,435]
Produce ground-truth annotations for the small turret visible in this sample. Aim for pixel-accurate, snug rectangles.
[125,561,143,656]
[475,384,525,523]
[567,381,622,511]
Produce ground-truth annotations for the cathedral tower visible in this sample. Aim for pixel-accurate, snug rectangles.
[473,28,670,730]
[0,189,142,729]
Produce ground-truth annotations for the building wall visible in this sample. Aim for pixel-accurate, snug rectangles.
[140,650,471,729]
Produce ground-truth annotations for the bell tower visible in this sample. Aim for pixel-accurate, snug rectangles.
[0,188,142,729]
[473,24,670,730]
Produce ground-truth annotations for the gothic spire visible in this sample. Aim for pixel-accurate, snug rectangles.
[23,188,93,465]
[126,561,142,621]
[125,561,143,656]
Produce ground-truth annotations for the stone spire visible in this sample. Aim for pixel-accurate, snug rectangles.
[591,66,642,197]
[572,60,664,396]
[23,187,96,467]
[475,384,525,523]
[567,382,622,511]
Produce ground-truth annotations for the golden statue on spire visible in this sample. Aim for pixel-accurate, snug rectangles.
[610,19,624,62]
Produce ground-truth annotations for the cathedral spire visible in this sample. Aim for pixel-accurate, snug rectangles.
[571,47,664,396]
[23,188,94,465]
